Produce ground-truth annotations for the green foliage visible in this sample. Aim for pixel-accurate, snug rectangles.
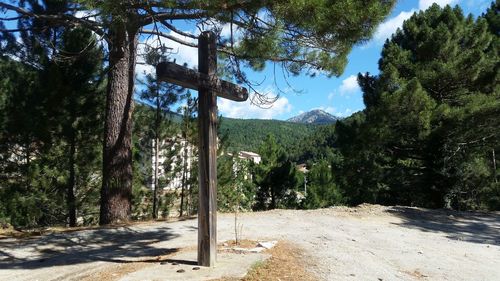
[1,0,397,225]
[289,124,339,163]
[303,160,344,209]
[219,118,316,153]
[0,22,105,228]
[219,0,396,76]
[332,3,500,210]
[217,154,256,212]
[254,135,302,209]
[159,192,178,218]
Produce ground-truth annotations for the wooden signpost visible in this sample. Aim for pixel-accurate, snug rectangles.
[156,31,248,267]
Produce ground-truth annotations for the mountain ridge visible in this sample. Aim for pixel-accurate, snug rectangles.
[287,109,339,124]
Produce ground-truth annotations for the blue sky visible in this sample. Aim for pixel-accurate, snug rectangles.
[2,0,493,120]
[207,0,493,120]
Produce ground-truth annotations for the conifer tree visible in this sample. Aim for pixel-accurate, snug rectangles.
[338,3,499,209]
[1,0,396,224]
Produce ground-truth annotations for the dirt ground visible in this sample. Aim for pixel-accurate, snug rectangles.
[1,204,499,281]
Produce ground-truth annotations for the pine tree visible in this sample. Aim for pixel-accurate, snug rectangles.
[254,134,300,209]
[179,94,198,217]
[138,48,186,219]
[0,0,105,227]
[1,0,396,224]
[338,3,499,209]
[48,28,105,226]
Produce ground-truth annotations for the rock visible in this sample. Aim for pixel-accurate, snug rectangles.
[257,241,278,249]
[192,267,200,270]
[176,269,185,273]
[248,247,265,253]
[160,261,168,265]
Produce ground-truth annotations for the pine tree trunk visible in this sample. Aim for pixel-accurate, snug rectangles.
[153,137,159,219]
[152,89,161,219]
[271,189,276,209]
[67,132,77,227]
[180,159,186,217]
[180,132,189,217]
[99,23,137,225]
[493,149,497,183]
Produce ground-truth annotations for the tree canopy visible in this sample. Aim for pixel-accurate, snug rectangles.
[332,3,500,209]
[1,0,396,224]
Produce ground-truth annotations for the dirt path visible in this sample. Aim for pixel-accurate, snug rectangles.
[1,205,499,280]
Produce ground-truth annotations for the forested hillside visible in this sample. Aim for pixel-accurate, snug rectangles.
[292,3,500,211]
[1,1,498,231]
[219,118,317,152]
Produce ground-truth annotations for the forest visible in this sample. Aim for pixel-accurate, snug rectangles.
[0,1,498,230]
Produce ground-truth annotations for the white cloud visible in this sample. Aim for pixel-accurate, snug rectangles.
[160,31,198,67]
[312,106,336,115]
[74,10,99,22]
[310,106,355,117]
[464,0,491,11]
[339,75,360,95]
[136,31,198,78]
[372,0,460,44]
[218,94,292,119]
[327,92,336,101]
[220,23,234,38]
[419,0,458,10]
[374,10,416,43]
[336,108,353,117]
[135,63,155,78]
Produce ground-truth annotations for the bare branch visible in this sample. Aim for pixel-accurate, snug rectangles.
[218,47,322,70]
[0,15,23,21]
[141,10,208,26]
[0,27,34,32]
[0,2,105,38]
[140,29,198,48]
[160,20,198,39]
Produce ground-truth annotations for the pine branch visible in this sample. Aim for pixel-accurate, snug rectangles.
[0,2,105,38]
[140,29,198,48]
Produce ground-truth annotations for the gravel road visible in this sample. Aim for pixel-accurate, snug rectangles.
[1,205,499,281]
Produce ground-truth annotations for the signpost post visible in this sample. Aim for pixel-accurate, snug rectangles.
[156,31,248,267]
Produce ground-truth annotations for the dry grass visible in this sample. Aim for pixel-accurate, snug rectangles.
[220,239,260,249]
[216,241,318,281]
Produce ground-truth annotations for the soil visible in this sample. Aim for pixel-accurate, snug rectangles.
[214,241,317,281]
[1,205,499,281]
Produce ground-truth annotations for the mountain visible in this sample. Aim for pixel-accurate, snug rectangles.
[287,109,339,124]
[136,102,317,153]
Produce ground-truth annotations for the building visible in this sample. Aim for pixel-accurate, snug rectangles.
[151,135,196,191]
[152,137,261,191]
[237,151,261,164]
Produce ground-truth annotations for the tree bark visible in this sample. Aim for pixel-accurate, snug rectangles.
[271,189,276,209]
[180,133,187,217]
[67,132,77,227]
[493,149,497,183]
[152,88,160,219]
[99,22,137,225]
[153,136,159,219]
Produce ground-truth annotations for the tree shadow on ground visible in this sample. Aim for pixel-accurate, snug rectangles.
[0,225,180,270]
[387,207,500,246]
